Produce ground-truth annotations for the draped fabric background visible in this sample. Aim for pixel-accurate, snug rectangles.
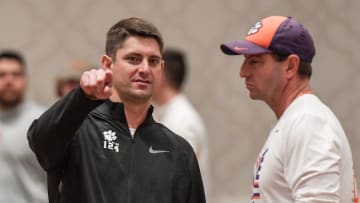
[1,0,359,202]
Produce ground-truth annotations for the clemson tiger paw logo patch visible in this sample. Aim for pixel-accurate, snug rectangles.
[247,21,262,35]
[103,130,119,152]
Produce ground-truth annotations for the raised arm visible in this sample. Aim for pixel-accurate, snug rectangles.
[27,68,113,171]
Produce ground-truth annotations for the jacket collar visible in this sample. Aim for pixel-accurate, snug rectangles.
[94,100,155,125]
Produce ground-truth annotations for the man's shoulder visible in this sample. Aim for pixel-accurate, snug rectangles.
[155,122,179,138]
[161,95,205,128]
[154,123,194,151]
[169,95,199,115]
[23,100,47,115]
[282,94,332,121]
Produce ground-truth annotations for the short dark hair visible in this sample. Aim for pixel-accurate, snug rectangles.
[105,17,164,60]
[163,49,187,91]
[0,50,26,73]
[271,52,312,78]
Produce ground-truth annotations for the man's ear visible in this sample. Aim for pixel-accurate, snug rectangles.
[286,54,300,79]
[101,55,112,70]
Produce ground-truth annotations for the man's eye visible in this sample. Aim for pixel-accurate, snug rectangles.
[149,58,160,65]
[0,72,23,78]
[250,60,260,65]
[126,56,142,64]
[128,56,140,62]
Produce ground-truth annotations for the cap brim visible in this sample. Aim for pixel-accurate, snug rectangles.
[220,40,272,55]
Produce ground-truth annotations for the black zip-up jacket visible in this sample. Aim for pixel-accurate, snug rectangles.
[27,87,205,203]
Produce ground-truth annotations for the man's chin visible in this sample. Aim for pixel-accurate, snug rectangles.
[0,97,22,109]
[249,93,260,100]
[248,92,254,98]
[136,94,152,102]
[122,92,152,104]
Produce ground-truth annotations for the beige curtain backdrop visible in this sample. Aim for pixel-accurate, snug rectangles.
[1,0,359,202]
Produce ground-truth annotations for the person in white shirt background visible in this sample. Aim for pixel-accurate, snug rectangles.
[220,16,358,203]
[0,50,47,203]
[152,48,212,201]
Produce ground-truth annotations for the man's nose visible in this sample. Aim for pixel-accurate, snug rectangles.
[138,60,150,73]
[239,64,248,78]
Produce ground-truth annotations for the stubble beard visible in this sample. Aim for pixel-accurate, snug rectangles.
[115,85,152,105]
[0,93,23,110]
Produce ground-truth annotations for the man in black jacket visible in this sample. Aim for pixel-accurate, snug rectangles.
[28,17,205,203]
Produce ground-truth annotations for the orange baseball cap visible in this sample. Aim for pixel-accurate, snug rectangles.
[220,16,315,63]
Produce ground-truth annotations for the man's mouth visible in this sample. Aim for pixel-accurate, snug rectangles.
[134,79,150,85]
[245,81,253,89]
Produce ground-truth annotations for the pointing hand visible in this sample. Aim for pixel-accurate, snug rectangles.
[80,68,113,100]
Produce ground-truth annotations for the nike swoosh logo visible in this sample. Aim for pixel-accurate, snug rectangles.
[234,46,248,51]
[149,146,170,154]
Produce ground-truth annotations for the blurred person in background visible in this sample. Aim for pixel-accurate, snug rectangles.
[56,60,93,98]
[56,74,80,98]
[221,16,357,202]
[152,48,211,200]
[0,50,47,203]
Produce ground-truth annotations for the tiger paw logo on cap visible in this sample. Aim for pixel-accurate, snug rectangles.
[245,16,287,49]
[220,15,315,63]
[247,21,262,35]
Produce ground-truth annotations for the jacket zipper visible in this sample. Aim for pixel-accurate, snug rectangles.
[127,134,135,203]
